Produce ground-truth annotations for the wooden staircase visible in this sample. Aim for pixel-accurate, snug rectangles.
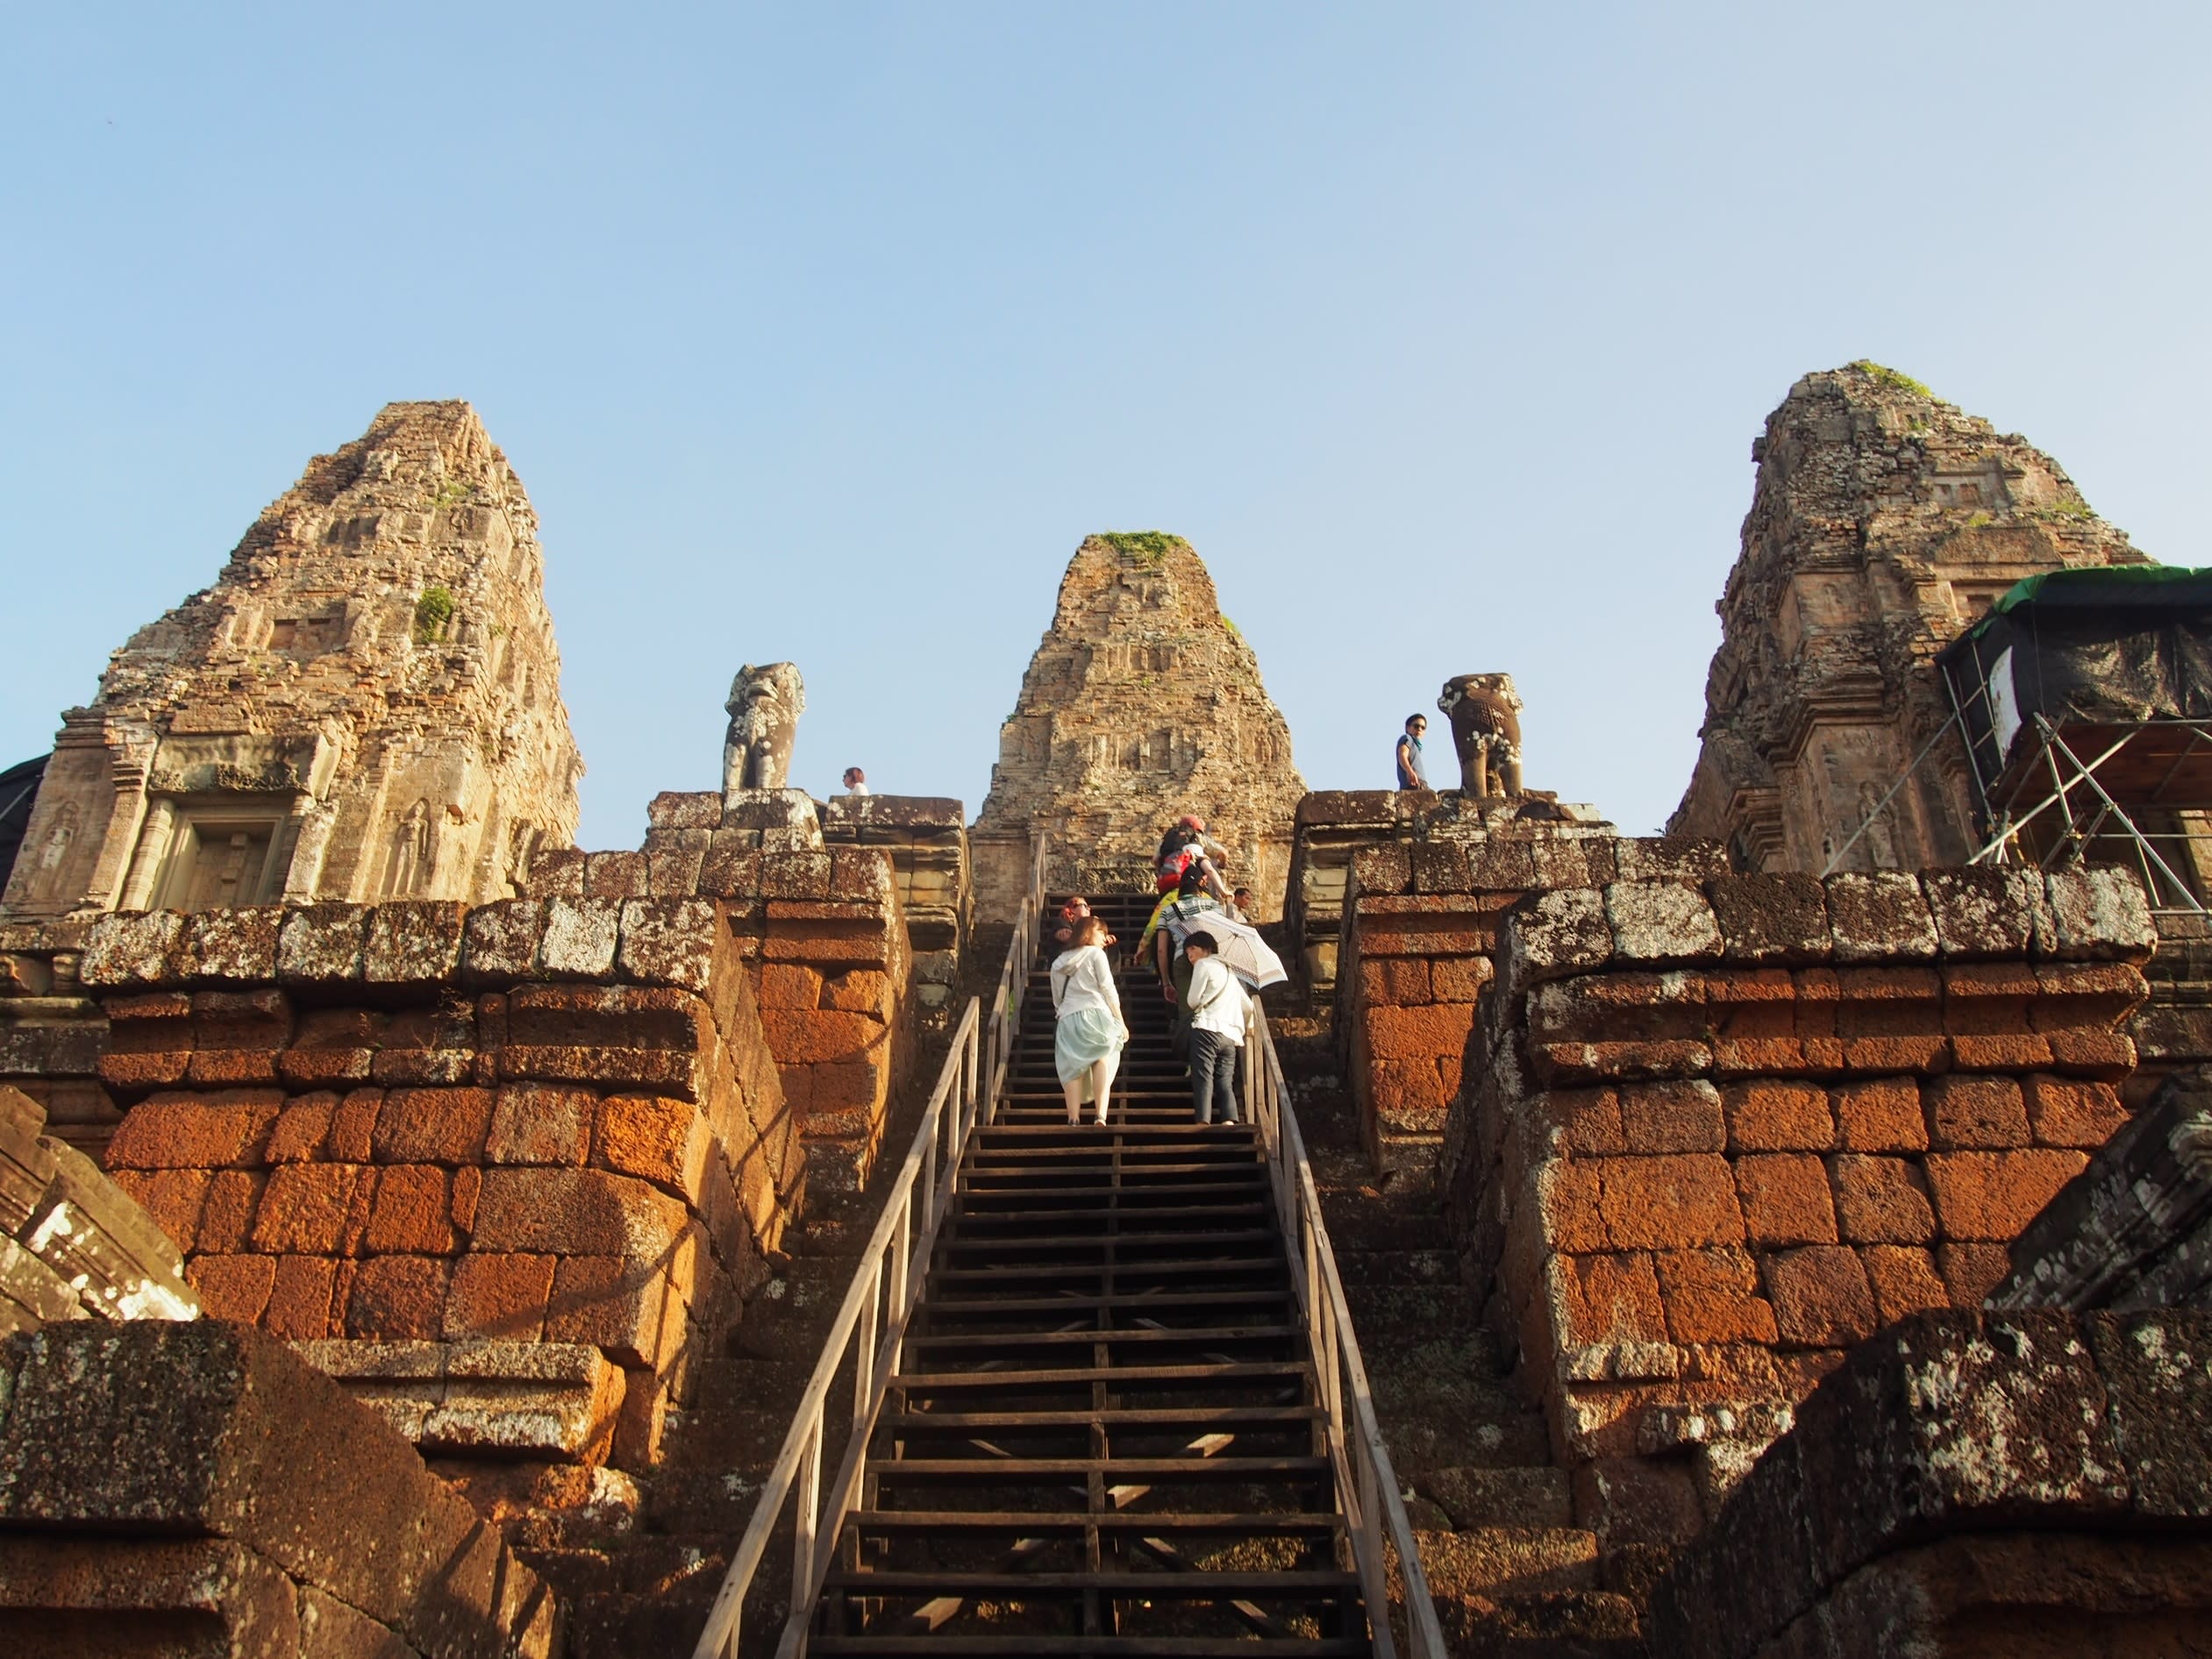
[692,861,1442,1659]
[806,890,1367,1654]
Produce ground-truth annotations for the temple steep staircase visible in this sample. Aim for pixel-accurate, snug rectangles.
[693,868,1444,1659]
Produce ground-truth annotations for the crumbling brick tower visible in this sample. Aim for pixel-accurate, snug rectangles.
[1671,362,2148,874]
[3,402,582,922]
[971,532,1305,915]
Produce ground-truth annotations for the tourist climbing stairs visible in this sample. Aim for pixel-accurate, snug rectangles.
[693,852,1443,1659]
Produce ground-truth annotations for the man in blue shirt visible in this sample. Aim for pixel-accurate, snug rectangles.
[1395,715,1429,790]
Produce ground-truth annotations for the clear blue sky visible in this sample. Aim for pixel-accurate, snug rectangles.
[5,6,2207,848]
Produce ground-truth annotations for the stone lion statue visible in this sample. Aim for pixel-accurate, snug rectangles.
[1438,673,1524,799]
[724,662,806,793]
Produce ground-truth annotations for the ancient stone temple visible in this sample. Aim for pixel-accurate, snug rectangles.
[2,402,582,922]
[971,532,1304,914]
[1671,363,2148,874]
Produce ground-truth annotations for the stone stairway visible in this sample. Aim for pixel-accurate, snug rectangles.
[1273,1024,1650,1658]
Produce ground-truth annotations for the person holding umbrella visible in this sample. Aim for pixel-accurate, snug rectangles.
[1181,930,1248,1125]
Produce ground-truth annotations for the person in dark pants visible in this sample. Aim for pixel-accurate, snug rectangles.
[1181,931,1247,1126]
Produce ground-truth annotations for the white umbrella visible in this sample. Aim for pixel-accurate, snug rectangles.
[1188,911,1287,991]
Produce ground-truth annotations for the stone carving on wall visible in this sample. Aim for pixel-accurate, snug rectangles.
[1670,362,2149,873]
[1438,673,1524,799]
[0,402,583,921]
[723,661,807,794]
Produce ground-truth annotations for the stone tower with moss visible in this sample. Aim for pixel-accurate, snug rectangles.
[1669,362,2149,874]
[971,532,1304,912]
[2,402,582,921]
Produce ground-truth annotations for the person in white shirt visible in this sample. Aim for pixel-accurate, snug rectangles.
[841,767,869,795]
[1050,915,1127,1127]
[1181,930,1248,1126]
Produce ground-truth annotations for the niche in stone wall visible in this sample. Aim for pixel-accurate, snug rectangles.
[156,813,283,910]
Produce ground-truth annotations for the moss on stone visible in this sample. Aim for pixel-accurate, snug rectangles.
[1845,360,1932,399]
[413,586,455,645]
[1098,530,1187,568]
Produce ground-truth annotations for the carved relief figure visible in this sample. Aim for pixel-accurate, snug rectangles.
[1438,673,1525,799]
[723,662,807,792]
[383,799,431,898]
[25,803,79,902]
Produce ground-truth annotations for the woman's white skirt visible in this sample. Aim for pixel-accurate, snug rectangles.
[1054,1007,1125,1099]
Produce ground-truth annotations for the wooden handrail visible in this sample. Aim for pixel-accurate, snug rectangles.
[1245,1001,1448,1659]
[689,834,1051,1659]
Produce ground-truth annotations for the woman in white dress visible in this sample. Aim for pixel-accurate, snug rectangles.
[1050,914,1127,1127]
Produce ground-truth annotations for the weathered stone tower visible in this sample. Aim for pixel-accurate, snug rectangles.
[1670,363,2148,873]
[2,402,582,920]
[970,532,1304,914]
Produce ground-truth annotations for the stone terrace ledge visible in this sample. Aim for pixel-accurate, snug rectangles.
[0,1319,557,1656]
[1443,864,2160,1540]
[1648,1307,2212,1659]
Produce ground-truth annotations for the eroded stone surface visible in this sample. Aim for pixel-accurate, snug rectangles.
[3,402,582,923]
[1671,363,2148,874]
[971,534,1304,912]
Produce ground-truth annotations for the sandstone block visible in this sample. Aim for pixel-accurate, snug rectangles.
[1925,1149,2089,1241]
[276,904,373,988]
[187,1251,277,1321]
[2021,1072,2130,1149]
[365,1164,457,1255]
[106,1166,210,1252]
[362,902,467,985]
[1654,1246,1778,1344]
[264,1254,340,1340]
[1545,1250,1668,1349]
[1703,872,1830,965]
[1921,865,2044,959]
[528,847,588,896]
[1618,1079,1725,1154]
[1603,881,1724,965]
[1365,1002,1473,1064]
[616,897,719,993]
[346,1254,450,1340]
[696,834,763,899]
[1828,1154,1937,1245]
[1761,1244,1877,1346]
[106,1091,282,1170]
[79,911,186,989]
[649,790,723,830]
[1358,956,1431,1006]
[1722,1080,1834,1153]
[1411,843,1471,893]
[1923,1074,2030,1150]
[1504,888,1612,987]
[1859,1243,1950,1323]
[1823,871,1938,962]
[1532,1159,1608,1253]
[535,895,619,979]
[444,1251,556,1342]
[1736,1154,1838,1245]
[471,1166,691,1259]
[368,1086,496,1165]
[1601,1156,1745,1250]
[583,851,650,899]
[1831,1076,1928,1152]
[252,1163,374,1256]
[760,1007,889,1067]
[2044,866,2156,961]
[1431,955,1493,1003]
[460,899,546,984]
[176,906,284,985]
[1350,844,1412,897]
[594,1095,711,1202]
[486,1082,595,1166]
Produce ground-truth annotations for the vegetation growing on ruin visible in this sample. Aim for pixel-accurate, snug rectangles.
[1846,360,1931,399]
[429,476,478,508]
[2044,496,2095,520]
[413,585,456,644]
[1222,615,1243,640]
[1099,530,1185,568]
